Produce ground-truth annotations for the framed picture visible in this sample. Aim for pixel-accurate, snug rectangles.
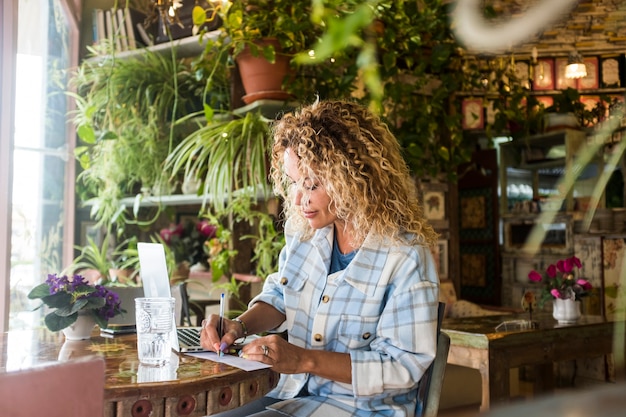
[600,56,621,88]
[532,58,555,90]
[423,190,446,221]
[515,60,530,89]
[555,57,578,90]
[417,181,449,231]
[461,98,484,130]
[433,240,449,279]
[578,56,599,90]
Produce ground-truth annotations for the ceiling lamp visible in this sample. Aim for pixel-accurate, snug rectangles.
[565,50,587,79]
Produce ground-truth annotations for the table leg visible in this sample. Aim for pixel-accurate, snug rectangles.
[534,363,555,394]
[487,353,510,411]
[478,364,490,412]
[446,344,494,412]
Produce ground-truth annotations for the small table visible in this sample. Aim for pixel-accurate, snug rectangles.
[442,313,621,412]
[0,329,278,417]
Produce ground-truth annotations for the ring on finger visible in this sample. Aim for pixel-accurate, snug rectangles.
[261,345,269,356]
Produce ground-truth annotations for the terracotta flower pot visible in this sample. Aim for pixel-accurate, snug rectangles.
[235,38,293,104]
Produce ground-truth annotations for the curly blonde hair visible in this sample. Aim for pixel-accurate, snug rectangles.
[270,99,438,248]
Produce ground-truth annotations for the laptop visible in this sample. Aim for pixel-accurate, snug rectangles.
[137,242,207,352]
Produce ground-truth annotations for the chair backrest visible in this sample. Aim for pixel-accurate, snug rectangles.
[0,356,105,417]
[416,301,451,417]
[171,281,192,326]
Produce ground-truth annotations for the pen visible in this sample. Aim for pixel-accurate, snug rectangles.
[218,293,225,357]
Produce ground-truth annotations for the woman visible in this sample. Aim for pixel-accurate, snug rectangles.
[201,99,440,416]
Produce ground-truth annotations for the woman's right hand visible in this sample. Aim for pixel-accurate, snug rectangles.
[200,314,244,353]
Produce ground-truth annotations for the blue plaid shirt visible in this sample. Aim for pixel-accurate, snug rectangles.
[250,222,439,416]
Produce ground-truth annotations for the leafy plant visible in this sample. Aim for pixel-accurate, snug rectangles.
[68,44,228,229]
[166,110,272,211]
[28,273,125,331]
[190,195,284,309]
[475,58,542,140]
[202,0,318,60]
[65,235,115,284]
[291,0,479,180]
[65,234,140,286]
[546,87,585,115]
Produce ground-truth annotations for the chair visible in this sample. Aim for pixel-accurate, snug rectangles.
[171,281,212,326]
[416,301,451,417]
[0,356,105,417]
[439,279,520,318]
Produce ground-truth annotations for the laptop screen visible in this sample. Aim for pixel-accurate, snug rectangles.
[137,242,180,351]
[138,242,172,299]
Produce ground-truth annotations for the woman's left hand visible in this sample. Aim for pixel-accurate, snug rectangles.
[241,334,305,374]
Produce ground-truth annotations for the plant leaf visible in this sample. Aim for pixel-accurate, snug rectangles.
[27,283,52,299]
[45,311,77,332]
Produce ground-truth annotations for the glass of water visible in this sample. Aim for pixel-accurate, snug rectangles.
[135,297,175,366]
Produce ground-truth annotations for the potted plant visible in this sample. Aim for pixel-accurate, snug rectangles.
[195,0,319,104]
[66,235,117,284]
[165,109,272,211]
[66,234,144,327]
[27,273,125,338]
[157,217,220,281]
[527,255,593,323]
[199,195,284,312]
[66,234,141,285]
[68,44,229,229]
[540,87,586,131]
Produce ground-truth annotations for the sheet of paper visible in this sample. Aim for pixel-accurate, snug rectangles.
[186,351,272,371]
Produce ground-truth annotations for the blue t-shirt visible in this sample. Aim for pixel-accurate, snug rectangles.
[329,235,357,274]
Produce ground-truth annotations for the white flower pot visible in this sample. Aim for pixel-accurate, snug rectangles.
[62,312,96,340]
[552,298,581,324]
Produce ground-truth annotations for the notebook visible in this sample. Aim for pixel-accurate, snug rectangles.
[138,242,207,352]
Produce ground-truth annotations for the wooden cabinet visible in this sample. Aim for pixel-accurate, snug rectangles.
[499,129,606,308]
[499,129,599,215]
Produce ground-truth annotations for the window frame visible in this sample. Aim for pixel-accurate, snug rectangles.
[0,0,80,331]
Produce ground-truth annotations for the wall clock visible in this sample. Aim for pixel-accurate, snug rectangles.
[462,99,484,130]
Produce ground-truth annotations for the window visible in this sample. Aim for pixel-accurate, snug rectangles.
[1,0,77,330]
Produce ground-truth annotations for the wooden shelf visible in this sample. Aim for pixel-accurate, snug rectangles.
[87,30,222,63]
[118,185,270,208]
[457,87,626,98]
[233,99,300,120]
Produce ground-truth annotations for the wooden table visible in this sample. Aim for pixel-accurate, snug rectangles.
[442,313,622,412]
[484,381,626,417]
[0,329,278,417]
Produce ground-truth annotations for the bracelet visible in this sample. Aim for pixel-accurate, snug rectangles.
[232,317,248,344]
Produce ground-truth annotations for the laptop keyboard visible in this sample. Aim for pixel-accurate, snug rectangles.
[177,327,201,348]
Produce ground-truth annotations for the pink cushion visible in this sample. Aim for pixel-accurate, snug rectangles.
[439,280,457,318]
